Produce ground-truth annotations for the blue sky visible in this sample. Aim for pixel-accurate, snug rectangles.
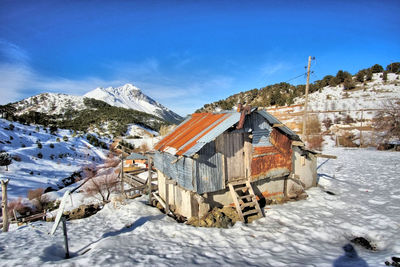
[0,0,399,115]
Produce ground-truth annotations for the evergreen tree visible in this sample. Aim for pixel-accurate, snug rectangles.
[382,71,388,82]
[366,69,373,81]
[370,64,384,73]
[0,152,12,171]
[386,62,400,73]
[355,70,365,83]
[343,77,355,90]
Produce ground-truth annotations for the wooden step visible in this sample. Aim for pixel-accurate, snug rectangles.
[234,186,249,192]
[229,180,248,186]
[240,202,256,208]
[242,209,259,216]
[228,179,264,223]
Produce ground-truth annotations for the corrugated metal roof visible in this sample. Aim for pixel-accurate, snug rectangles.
[155,109,301,157]
[126,152,147,160]
[155,112,240,156]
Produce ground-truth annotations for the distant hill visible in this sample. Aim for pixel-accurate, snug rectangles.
[195,62,400,148]
[84,83,182,124]
[1,96,168,137]
[196,62,400,113]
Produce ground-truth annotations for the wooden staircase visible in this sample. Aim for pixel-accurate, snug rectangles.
[228,179,264,222]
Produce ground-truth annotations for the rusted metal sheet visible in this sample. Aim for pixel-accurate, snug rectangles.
[184,112,241,157]
[155,112,242,157]
[250,128,292,181]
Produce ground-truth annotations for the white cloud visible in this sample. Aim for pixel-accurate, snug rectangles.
[0,41,236,115]
[0,39,30,64]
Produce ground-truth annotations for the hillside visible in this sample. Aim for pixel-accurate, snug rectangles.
[0,118,110,200]
[84,83,182,124]
[197,63,400,114]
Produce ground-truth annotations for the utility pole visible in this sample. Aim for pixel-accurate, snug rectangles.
[360,109,364,147]
[302,56,312,140]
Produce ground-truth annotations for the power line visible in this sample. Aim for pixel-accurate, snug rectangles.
[284,72,307,83]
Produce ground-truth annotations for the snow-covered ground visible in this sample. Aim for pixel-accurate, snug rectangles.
[296,73,400,122]
[0,119,109,200]
[1,147,399,266]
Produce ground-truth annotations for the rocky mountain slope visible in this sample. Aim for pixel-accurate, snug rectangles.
[84,84,182,124]
[1,97,167,137]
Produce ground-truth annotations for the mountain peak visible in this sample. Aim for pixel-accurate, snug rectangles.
[120,83,140,91]
[84,84,182,124]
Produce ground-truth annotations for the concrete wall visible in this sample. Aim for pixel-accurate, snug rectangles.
[292,147,317,189]
[157,170,209,218]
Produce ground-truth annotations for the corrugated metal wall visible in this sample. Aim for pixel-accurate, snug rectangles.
[154,143,225,194]
[194,142,224,194]
[154,151,195,191]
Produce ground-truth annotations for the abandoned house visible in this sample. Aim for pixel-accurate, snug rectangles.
[153,107,317,221]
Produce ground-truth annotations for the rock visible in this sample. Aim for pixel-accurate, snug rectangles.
[351,236,376,251]
[187,207,240,228]
[51,204,102,221]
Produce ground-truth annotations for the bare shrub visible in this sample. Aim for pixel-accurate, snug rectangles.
[7,197,32,217]
[338,132,358,147]
[303,115,323,150]
[305,115,321,135]
[322,117,333,130]
[334,117,342,124]
[343,115,355,124]
[104,155,120,168]
[134,143,149,153]
[374,100,400,143]
[27,188,47,211]
[83,172,119,204]
[307,135,324,151]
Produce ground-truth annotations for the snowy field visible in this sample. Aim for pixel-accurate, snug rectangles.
[0,147,399,266]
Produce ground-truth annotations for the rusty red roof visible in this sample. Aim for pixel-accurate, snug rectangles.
[155,112,240,156]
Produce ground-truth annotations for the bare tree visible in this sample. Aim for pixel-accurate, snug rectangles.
[83,172,119,204]
[374,100,400,142]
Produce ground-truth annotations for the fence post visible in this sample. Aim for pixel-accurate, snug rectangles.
[1,179,10,232]
[147,156,152,205]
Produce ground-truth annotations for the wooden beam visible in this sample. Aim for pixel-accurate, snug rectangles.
[315,153,337,159]
[272,123,284,127]
[291,141,305,147]
[165,180,177,185]
[147,156,153,205]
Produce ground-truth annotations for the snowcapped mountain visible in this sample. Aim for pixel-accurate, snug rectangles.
[84,84,182,124]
